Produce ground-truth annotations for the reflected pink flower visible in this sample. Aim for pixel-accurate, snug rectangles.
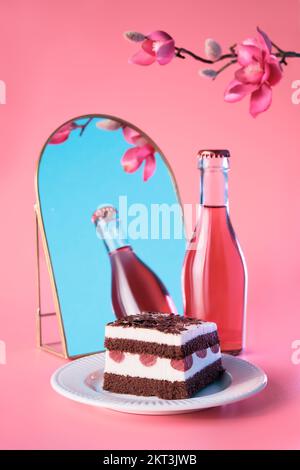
[224,28,282,117]
[122,126,148,146]
[96,119,122,131]
[121,144,156,181]
[94,119,156,181]
[129,30,175,66]
[49,122,76,144]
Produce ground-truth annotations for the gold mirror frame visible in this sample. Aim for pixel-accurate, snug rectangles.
[34,113,184,359]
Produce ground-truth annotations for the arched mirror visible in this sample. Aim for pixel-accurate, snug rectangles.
[35,114,185,358]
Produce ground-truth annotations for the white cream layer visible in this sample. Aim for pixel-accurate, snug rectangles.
[105,321,217,346]
[104,347,221,382]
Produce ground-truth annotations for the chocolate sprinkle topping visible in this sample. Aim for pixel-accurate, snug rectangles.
[107,312,205,335]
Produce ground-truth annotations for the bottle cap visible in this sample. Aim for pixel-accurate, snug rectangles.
[197,149,230,169]
[91,205,117,225]
[198,149,230,159]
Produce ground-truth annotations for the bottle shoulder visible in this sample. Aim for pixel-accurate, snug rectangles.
[187,206,244,254]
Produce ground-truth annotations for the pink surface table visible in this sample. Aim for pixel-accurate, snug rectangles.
[1,0,300,449]
[0,330,300,450]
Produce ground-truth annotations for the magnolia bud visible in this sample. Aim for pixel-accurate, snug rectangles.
[204,38,222,60]
[96,119,123,131]
[198,68,218,79]
[123,31,146,42]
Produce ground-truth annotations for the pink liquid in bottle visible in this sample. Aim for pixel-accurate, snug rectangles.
[182,150,247,354]
[110,246,176,319]
[92,205,176,319]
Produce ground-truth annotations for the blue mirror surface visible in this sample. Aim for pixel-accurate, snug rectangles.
[37,116,185,357]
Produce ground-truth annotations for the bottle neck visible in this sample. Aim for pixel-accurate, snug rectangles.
[95,217,129,253]
[199,158,229,207]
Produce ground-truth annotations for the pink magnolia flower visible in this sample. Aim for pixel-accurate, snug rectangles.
[121,126,156,181]
[121,143,156,181]
[224,28,282,117]
[128,30,175,66]
[96,121,156,181]
[48,122,76,144]
[122,126,148,147]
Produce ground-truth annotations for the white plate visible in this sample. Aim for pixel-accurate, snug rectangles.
[51,353,267,415]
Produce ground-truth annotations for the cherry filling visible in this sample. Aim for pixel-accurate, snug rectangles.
[210,344,220,354]
[139,354,157,367]
[108,350,125,363]
[196,349,207,358]
[170,355,193,371]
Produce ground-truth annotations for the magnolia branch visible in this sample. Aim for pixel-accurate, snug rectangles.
[69,117,94,137]
[175,45,237,63]
[174,44,300,77]
[78,117,94,136]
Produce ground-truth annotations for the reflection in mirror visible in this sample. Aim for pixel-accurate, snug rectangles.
[36,115,185,357]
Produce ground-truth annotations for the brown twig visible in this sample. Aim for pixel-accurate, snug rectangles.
[175,46,237,64]
[78,117,94,136]
[212,59,238,80]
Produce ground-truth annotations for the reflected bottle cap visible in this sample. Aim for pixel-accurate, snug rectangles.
[197,149,230,169]
[91,205,127,250]
[91,205,117,225]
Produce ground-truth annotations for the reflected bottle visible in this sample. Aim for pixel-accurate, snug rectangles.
[182,150,247,355]
[92,205,176,319]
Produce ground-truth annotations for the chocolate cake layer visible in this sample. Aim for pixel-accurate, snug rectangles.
[107,312,205,335]
[103,359,224,400]
[104,330,219,359]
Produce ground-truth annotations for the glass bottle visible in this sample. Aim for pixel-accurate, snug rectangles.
[92,205,177,319]
[182,150,247,354]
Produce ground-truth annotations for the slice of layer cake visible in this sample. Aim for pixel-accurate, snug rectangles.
[103,312,224,400]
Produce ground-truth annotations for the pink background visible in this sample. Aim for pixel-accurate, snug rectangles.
[1,0,300,450]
